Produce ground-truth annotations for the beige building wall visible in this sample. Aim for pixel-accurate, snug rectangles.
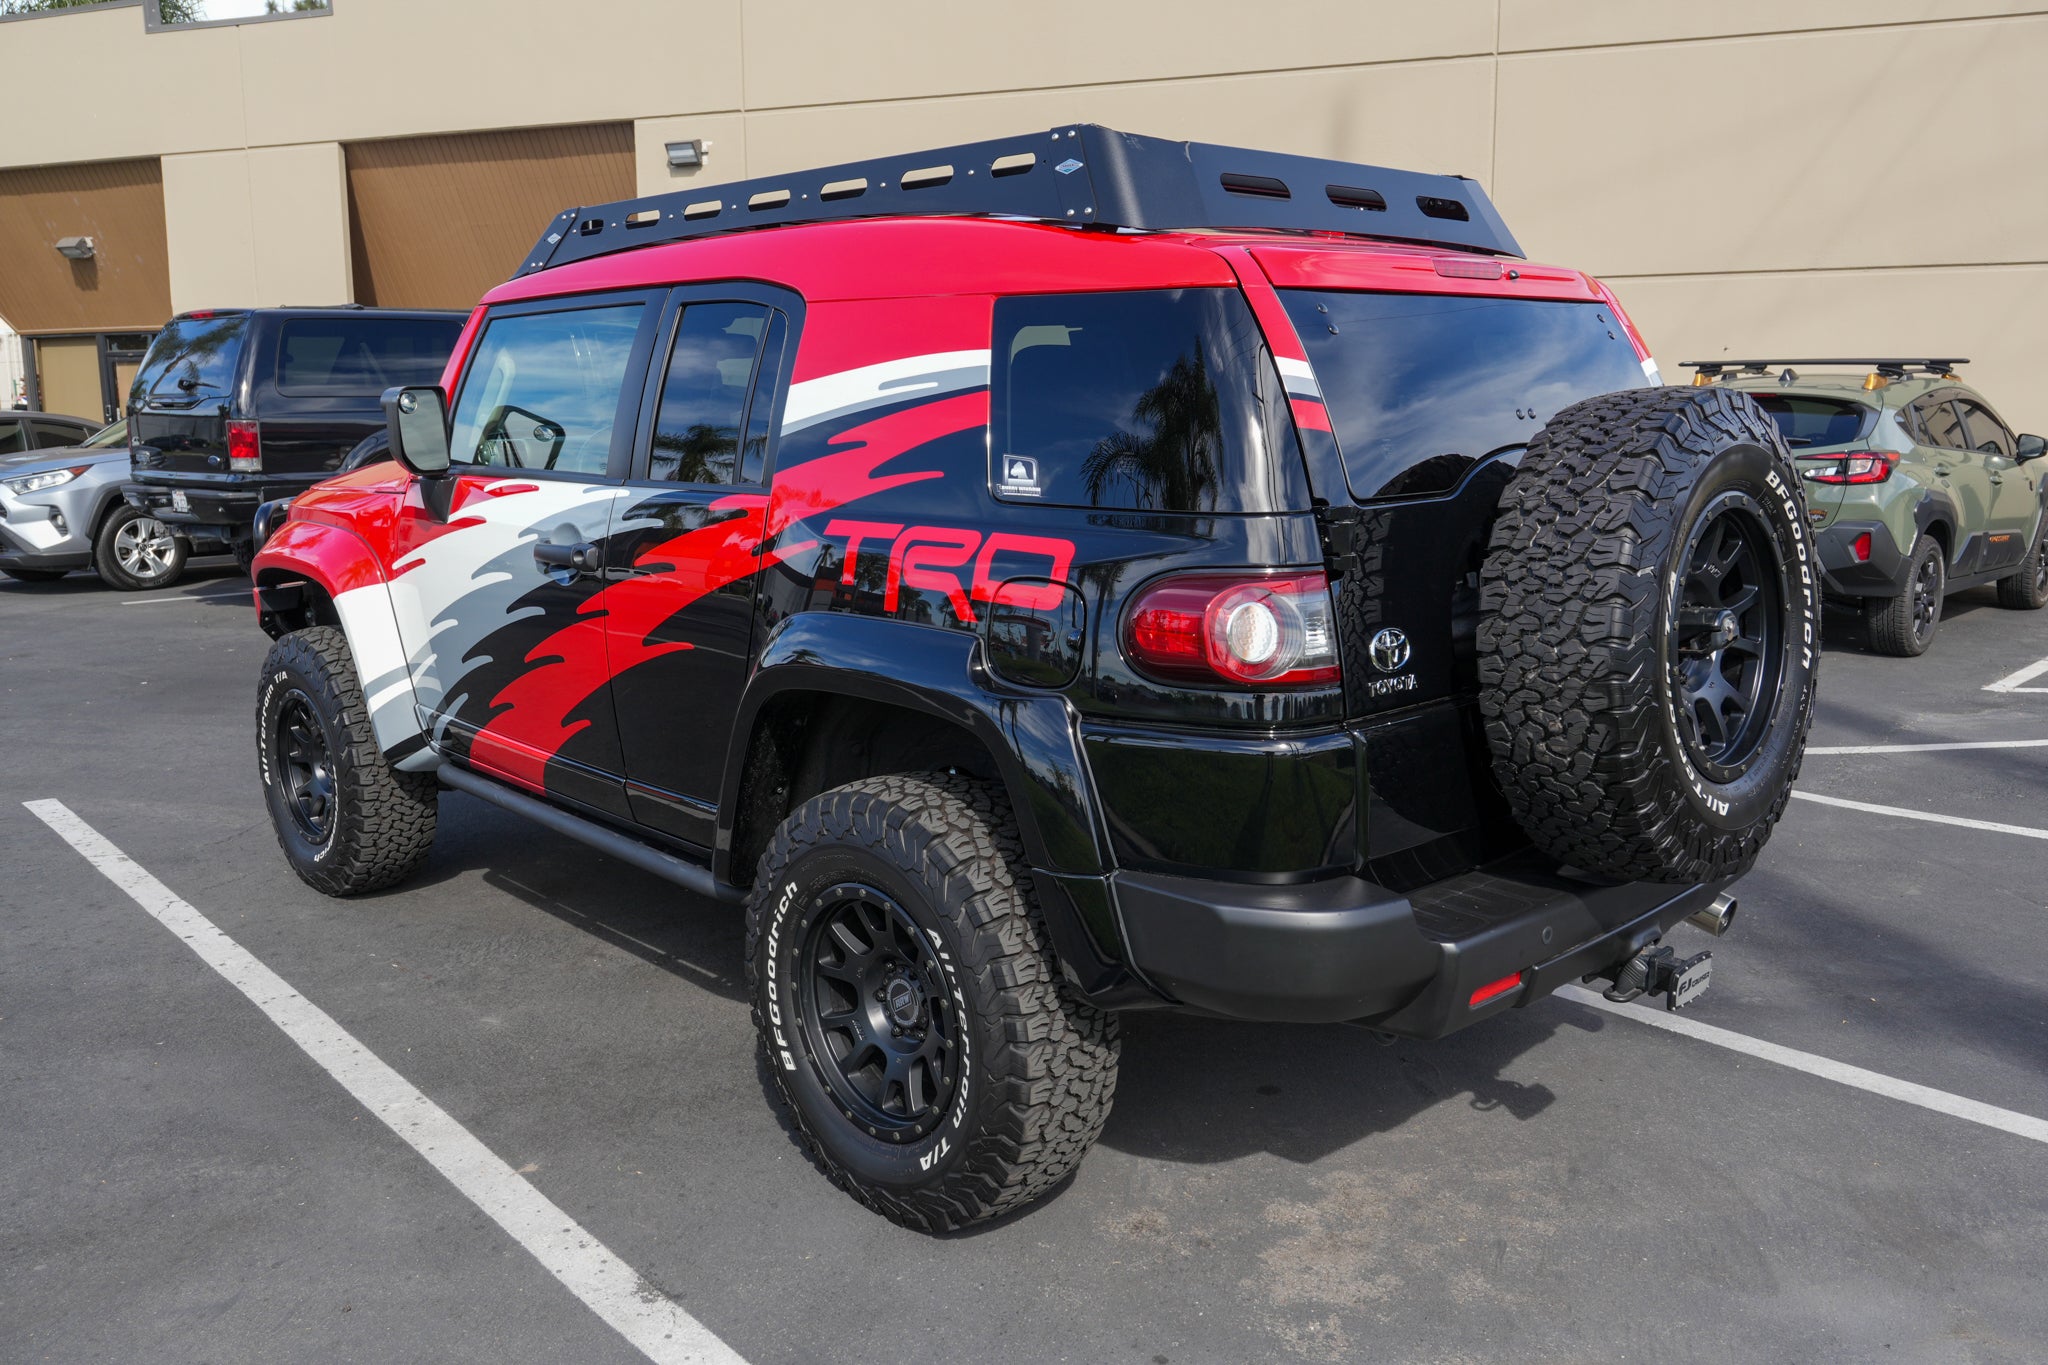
[2,0,2043,427]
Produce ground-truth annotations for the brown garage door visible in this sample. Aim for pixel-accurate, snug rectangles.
[0,158,171,334]
[346,123,636,311]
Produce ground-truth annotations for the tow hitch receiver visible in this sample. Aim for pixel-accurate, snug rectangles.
[1591,945,1713,1011]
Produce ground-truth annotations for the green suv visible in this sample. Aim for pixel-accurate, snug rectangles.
[1688,359,2048,655]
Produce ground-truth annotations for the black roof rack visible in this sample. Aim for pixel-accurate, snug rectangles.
[1684,358,1969,378]
[517,124,1523,278]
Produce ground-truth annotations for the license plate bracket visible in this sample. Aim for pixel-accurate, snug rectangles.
[170,490,190,514]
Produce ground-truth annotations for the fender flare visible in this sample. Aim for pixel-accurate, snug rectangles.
[253,519,431,768]
[1911,487,1961,560]
[717,612,1133,987]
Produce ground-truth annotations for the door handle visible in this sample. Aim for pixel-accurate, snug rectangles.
[535,541,598,574]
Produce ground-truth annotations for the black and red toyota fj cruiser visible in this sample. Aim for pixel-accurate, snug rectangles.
[249,127,1817,1230]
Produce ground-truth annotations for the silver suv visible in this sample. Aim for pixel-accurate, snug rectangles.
[0,420,223,590]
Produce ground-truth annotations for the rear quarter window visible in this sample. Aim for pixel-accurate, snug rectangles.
[989,288,1305,513]
[276,316,464,394]
[1280,291,1649,500]
[1747,394,1876,449]
[133,313,249,403]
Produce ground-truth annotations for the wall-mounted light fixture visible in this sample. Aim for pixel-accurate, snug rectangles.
[55,236,96,260]
[665,140,709,169]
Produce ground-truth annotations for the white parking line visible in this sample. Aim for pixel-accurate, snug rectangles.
[1561,986,2048,1147]
[23,799,746,1365]
[1805,738,2048,755]
[1985,656,2048,693]
[1790,790,2048,841]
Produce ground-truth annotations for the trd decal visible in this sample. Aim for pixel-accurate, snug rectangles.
[822,520,1076,625]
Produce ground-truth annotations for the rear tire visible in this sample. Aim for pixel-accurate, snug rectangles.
[748,773,1118,1232]
[1479,386,1819,884]
[1,566,68,583]
[94,505,186,591]
[257,625,437,895]
[1866,536,1944,656]
[1994,526,2048,610]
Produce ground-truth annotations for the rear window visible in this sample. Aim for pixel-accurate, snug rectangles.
[1748,394,1876,449]
[990,288,1304,513]
[134,313,249,402]
[1280,292,1649,499]
[277,316,463,393]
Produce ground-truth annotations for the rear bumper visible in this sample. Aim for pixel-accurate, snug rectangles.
[122,474,307,540]
[1815,519,1908,598]
[1113,851,1732,1033]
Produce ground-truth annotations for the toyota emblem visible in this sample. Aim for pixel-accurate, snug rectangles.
[1370,627,1411,672]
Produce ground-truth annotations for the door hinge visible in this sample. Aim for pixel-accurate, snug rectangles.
[1314,502,1365,579]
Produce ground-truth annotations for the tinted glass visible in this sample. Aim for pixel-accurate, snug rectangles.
[1748,394,1875,449]
[448,305,644,476]
[29,420,91,448]
[1916,398,1969,450]
[0,421,25,456]
[991,288,1299,513]
[648,303,769,484]
[739,311,788,484]
[1953,398,2015,459]
[135,313,249,401]
[277,316,462,393]
[1282,291,1648,499]
[80,419,128,449]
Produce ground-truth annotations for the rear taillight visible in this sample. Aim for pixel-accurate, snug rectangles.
[228,419,262,473]
[1124,571,1340,688]
[1799,451,1893,485]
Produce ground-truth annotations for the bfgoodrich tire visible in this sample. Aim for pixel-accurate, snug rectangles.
[748,773,1118,1232]
[1479,386,1820,884]
[257,626,437,895]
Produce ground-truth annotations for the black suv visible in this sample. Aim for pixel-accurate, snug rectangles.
[247,128,1817,1231]
[124,306,463,579]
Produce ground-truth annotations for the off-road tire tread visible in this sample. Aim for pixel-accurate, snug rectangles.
[747,773,1118,1233]
[1865,538,1942,656]
[259,625,437,895]
[1478,385,1814,883]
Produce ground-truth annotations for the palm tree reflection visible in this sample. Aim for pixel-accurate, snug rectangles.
[1080,343,1222,512]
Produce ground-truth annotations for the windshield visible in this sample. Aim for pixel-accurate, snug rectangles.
[80,419,128,448]
[1746,393,1876,448]
[134,314,249,402]
[1280,291,1649,500]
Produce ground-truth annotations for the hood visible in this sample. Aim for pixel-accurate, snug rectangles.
[0,444,126,475]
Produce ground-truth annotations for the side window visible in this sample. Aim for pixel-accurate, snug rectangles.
[1915,397,1969,452]
[990,288,1300,513]
[447,304,645,476]
[277,316,463,393]
[739,311,788,485]
[647,302,772,484]
[1953,398,2016,459]
[0,420,26,456]
[29,421,88,448]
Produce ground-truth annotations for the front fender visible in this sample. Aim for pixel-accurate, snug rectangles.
[254,519,430,767]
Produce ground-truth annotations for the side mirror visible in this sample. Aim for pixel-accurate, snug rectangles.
[2016,433,2046,463]
[381,385,451,476]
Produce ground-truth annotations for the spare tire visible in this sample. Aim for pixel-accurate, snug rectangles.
[1478,386,1819,883]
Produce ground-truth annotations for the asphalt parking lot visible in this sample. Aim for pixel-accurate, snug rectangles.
[4,566,2045,1365]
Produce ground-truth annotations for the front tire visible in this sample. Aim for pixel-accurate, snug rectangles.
[257,626,437,895]
[1994,526,2048,610]
[94,505,186,591]
[748,773,1118,1232]
[1479,386,1820,884]
[1866,536,1944,656]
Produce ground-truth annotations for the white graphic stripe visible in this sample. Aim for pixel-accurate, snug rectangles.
[1274,355,1322,400]
[1805,738,2048,755]
[1790,790,2048,841]
[780,350,990,433]
[1986,656,2048,693]
[24,799,748,1365]
[1560,986,2048,1147]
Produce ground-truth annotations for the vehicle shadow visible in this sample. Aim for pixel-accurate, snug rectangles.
[0,557,244,601]
[1821,585,2001,656]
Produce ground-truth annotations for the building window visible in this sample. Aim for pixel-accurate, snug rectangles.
[147,1,331,31]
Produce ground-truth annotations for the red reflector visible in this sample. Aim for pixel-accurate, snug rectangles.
[1433,257,1504,280]
[1852,532,1872,562]
[186,310,216,320]
[1469,972,1524,1009]
[228,419,262,473]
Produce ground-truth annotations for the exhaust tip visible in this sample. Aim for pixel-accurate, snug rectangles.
[1685,893,1738,937]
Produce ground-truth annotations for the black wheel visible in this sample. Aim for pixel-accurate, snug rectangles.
[1994,525,2048,610]
[257,626,437,895]
[748,773,1118,1232]
[1866,536,1945,656]
[1479,386,1820,884]
[1,566,69,583]
[94,505,186,591]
